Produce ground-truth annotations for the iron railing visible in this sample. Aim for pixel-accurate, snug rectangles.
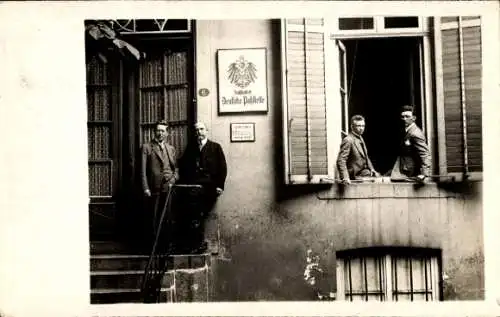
[140,183,203,303]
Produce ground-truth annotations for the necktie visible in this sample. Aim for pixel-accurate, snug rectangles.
[360,138,368,157]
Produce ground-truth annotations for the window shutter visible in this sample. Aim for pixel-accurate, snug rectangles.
[281,19,335,184]
[434,16,482,179]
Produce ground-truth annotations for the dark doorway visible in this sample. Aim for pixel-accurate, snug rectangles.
[86,33,196,249]
[342,37,423,175]
[120,36,195,250]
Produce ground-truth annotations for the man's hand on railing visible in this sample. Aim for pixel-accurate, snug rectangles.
[144,189,151,197]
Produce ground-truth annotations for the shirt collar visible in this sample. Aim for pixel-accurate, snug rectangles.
[199,138,208,148]
[405,122,416,133]
[352,132,363,140]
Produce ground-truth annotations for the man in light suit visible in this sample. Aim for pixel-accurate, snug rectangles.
[177,122,227,253]
[337,115,380,184]
[141,120,179,248]
[390,105,431,182]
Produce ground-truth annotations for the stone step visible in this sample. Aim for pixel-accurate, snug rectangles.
[169,253,211,269]
[174,267,210,302]
[91,270,174,290]
[90,253,211,271]
[90,254,149,271]
[90,268,210,303]
[90,240,130,255]
[90,251,213,303]
[90,288,174,304]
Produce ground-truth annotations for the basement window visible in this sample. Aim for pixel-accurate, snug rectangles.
[336,248,442,301]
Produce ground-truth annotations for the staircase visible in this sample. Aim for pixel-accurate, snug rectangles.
[90,241,214,304]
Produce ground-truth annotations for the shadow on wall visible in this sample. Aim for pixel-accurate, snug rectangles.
[443,249,484,300]
[213,239,324,301]
[436,179,482,197]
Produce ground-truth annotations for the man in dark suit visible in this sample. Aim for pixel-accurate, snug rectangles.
[141,120,179,249]
[337,115,379,184]
[177,121,227,253]
[390,105,431,182]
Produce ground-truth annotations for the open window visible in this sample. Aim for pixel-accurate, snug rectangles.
[280,16,483,185]
[336,248,442,301]
[336,36,427,175]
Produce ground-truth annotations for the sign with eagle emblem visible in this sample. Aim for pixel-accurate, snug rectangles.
[217,48,268,114]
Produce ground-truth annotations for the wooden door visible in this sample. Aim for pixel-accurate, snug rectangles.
[117,36,195,244]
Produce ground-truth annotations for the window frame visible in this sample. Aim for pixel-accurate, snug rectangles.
[86,54,122,200]
[330,22,436,183]
[112,19,192,35]
[280,16,483,185]
[336,248,442,302]
[332,16,427,39]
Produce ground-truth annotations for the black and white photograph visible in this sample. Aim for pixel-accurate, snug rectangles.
[86,16,486,304]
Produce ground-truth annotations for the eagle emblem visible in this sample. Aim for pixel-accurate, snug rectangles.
[226,56,257,89]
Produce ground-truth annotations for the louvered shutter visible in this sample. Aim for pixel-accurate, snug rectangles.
[281,19,335,184]
[434,16,482,179]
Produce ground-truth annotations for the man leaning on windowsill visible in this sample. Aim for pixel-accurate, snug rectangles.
[390,105,431,184]
[336,115,380,185]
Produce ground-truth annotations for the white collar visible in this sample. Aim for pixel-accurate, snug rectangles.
[199,138,208,148]
[405,122,415,133]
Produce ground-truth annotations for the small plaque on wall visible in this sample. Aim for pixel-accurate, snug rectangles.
[230,123,255,142]
[198,88,210,97]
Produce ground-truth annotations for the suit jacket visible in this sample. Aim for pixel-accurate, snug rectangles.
[179,139,227,192]
[393,123,431,177]
[336,133,375,181]
[141,140,179,193]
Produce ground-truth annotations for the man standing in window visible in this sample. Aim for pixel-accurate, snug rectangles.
[391,105,431,182]
[141,120,179,249]
[337,115,379,184]
[178,122,227,253]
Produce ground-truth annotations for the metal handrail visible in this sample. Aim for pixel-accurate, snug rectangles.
[141,183,203,303]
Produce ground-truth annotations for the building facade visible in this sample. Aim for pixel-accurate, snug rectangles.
[87,16,486,302]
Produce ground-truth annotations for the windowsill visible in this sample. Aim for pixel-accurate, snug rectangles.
[317,177,462,200]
